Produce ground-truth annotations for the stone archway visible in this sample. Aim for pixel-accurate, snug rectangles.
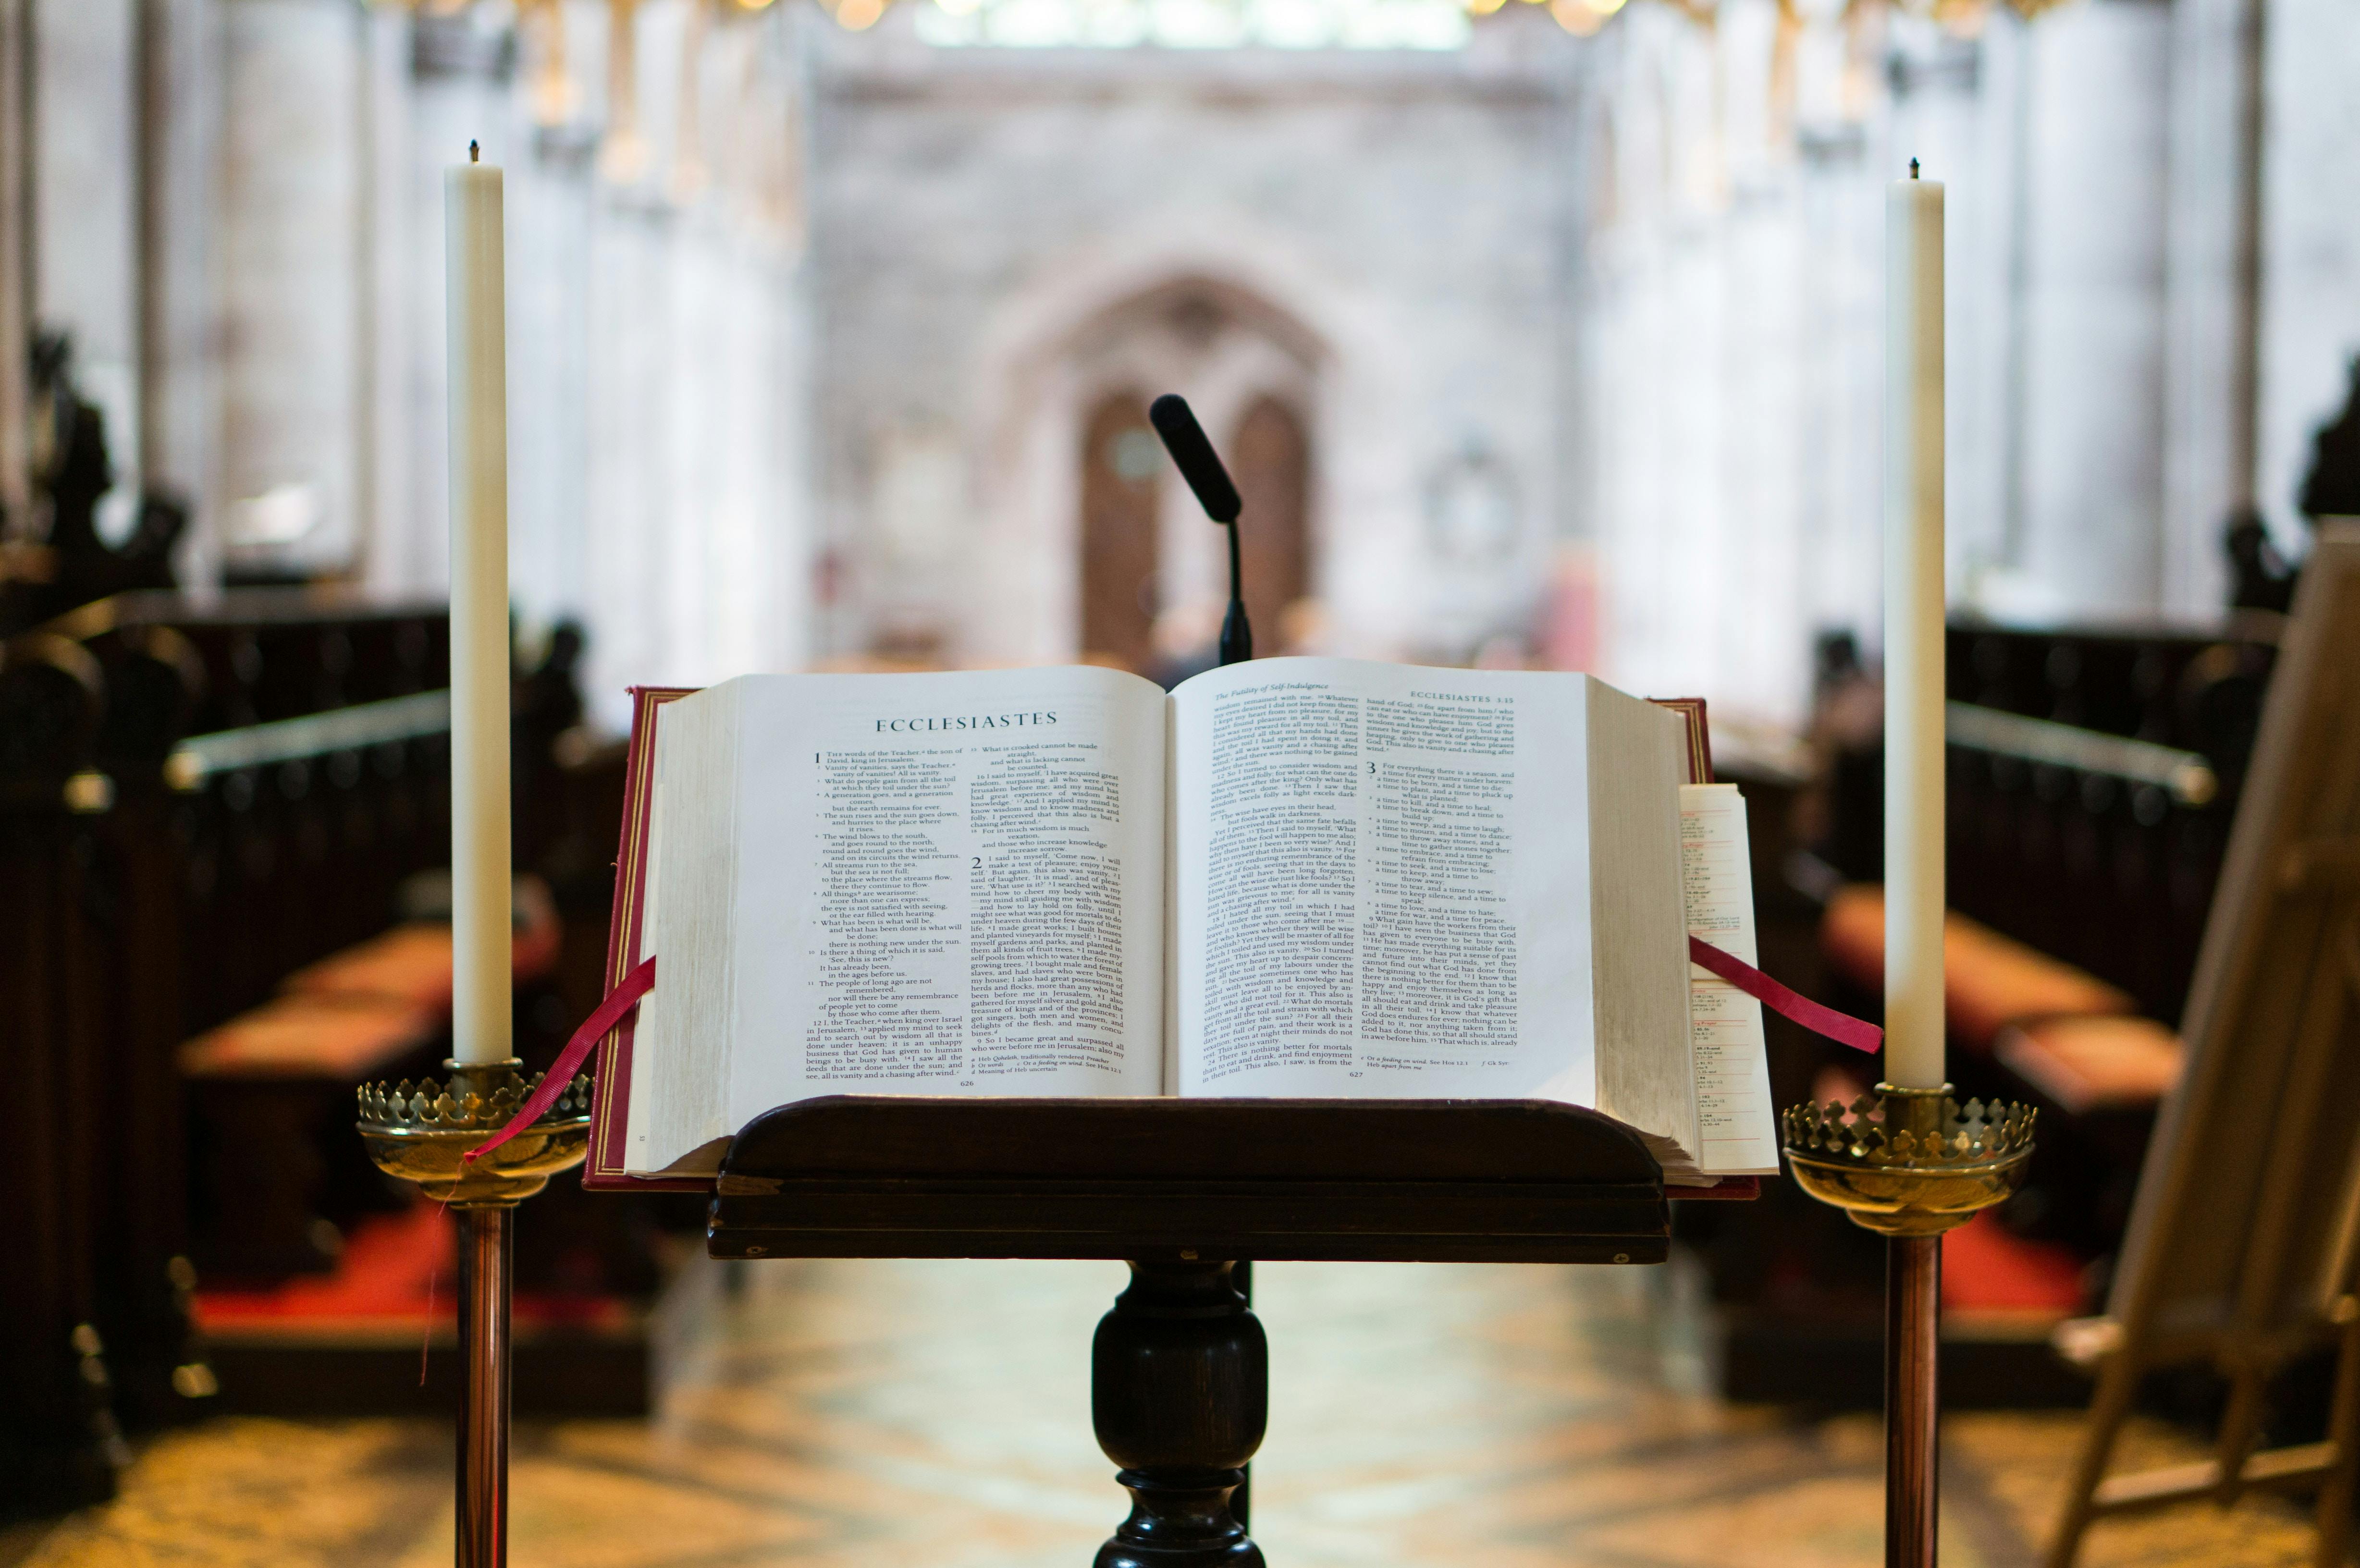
[963,220,1419,669]
[1076,391,1161,671]
[1228,395,1311,650]
[1044,277,1324,669]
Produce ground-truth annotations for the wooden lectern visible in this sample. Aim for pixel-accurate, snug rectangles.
[708,1095,1685,1568]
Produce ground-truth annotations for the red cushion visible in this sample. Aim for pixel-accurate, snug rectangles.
[1994,1014,2184,1114]
[179,993,439,1080]
[1820,884,2134,1050]
[281,883,562,1009]
[1942,1209,2087,1314]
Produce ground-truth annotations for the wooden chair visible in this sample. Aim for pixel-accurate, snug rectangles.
[2044,524,2360,1568]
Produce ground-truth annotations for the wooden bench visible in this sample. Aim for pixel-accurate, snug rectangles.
[1992,1015,2185,1116]
[1819,882,2135,1053]
[183,887,562,1283]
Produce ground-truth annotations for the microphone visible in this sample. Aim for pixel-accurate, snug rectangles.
[1148,393,1251,665]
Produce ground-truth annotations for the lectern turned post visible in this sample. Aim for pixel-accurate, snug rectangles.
[1092,1259,1267,1568]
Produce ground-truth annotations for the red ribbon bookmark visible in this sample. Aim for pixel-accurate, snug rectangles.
[466,938,1873,1167]
[464,956,657,1164]
[1688,935,1882,1054]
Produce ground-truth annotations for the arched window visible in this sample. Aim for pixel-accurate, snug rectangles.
[1229,397,1311,648]
[1078,392,1161,671]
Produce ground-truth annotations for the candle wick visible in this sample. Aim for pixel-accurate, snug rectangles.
[1909,157,1920,180]
[469,140,480,164]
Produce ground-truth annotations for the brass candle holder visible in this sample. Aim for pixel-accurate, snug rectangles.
[358,1059,592,1568]
[1781,1084,2037,1568]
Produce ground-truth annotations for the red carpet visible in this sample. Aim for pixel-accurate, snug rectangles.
[195,1201,628,1332]
[1941,1209,2087,1313]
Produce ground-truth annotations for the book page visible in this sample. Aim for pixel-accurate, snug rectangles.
[1680,783,1779,1175]
[721,666,1169,1122]
[1168,658,1594,1101]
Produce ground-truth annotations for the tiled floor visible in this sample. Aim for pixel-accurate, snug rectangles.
[6,1256,2327,1568]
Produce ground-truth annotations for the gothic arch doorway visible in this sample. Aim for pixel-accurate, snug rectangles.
[971,242,1387,668]
[1078,392,1161,672]
[1229,396,1310,650]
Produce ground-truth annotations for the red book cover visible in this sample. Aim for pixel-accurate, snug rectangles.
[584,686,707,1191]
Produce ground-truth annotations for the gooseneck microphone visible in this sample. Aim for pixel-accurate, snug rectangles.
[1148,393,1251,665]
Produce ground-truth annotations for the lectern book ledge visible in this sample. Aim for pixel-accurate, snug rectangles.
[707,1095,1677,1264]
[584,662,1780,1194]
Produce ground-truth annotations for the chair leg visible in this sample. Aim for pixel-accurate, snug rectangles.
[2314,1313,2360,1568]
[2215,1362,2272,1508]
[2045,1355,2138,1568]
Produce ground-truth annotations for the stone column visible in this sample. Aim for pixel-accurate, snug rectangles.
[506,121,596,643]
[358,1,412,602]
[397,11,513,598]
[1885,24,1995,589]
[33,0,144,546]
[141,0,223,591]
[2159,0,2259,612]
[2011,0,2171,617]
[215,0,367,578]
[2254,0,2360,545]
[0,1,29,539]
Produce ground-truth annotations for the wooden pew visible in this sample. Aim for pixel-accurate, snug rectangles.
[1705,618,2280,1407]
[0,632,132,1509]
[1,592,671,1469]
[181,881,560,1282]
[0,595,456,1483]
[1944,618,2275,1023]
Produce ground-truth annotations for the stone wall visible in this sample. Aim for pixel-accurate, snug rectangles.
[19,0,2360,732]
[805,7,1580,668]
[2258,0,2360,549]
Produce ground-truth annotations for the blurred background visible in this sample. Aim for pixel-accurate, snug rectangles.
[13,0,2356,714]
[6,0,2360,1561]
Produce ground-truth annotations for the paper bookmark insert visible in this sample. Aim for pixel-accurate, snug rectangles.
[1681,783,1781,1176]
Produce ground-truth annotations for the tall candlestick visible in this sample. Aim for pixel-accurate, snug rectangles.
[1883,160,1945,1090]
[447,143,511,1067]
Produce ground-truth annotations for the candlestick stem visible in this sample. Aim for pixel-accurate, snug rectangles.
[1886,1235,1941,1568]
[457,1207,511,1568]
[1782,1084,2037,1568]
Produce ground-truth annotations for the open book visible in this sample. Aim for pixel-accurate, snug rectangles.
[586,659,1777,1189]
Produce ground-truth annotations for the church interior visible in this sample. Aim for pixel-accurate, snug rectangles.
[5,0,2360,1564]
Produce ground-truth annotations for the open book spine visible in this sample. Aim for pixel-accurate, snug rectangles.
[585,685,708,1191]
[579,683,1759,1195]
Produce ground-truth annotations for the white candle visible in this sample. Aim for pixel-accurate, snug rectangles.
[446,144,511,1067]
[1883,161,1945,1090]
